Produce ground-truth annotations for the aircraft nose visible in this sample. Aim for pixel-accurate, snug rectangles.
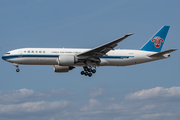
[2,55,6,60]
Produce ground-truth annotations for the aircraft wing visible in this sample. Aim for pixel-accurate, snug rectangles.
[77,33,133,58]
[149,49,177,57]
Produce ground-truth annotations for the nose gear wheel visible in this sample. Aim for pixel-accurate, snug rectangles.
[14,63,20,72]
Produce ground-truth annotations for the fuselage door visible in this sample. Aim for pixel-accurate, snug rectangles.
[18,51,23,57]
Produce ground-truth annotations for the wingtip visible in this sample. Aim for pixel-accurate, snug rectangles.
[124,33,134,38]
[128,33,134,36]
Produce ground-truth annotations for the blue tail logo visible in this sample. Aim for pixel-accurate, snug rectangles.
[140,26,170,52]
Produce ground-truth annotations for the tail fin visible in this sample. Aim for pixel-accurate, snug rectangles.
[140,26,170,52]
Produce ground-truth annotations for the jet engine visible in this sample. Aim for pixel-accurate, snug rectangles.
[58,55,77,66]
[54,65,75,73]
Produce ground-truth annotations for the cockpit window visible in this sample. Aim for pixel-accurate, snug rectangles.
[6,53,10,54]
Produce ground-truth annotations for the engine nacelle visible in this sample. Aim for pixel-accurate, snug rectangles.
[58,55,77,66]
[54,65,74,73]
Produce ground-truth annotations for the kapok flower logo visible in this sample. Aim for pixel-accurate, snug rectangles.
[151,36,164,48]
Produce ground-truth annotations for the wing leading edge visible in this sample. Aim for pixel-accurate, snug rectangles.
[77,33,134,58]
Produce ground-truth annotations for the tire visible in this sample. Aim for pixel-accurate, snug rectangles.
[84,67,88,71]
[81,71,84,75]
[84,72,88,76]
[16,69,20,72]
[88,68,92,72]
[92,69,96,73]
[88,73,92,77]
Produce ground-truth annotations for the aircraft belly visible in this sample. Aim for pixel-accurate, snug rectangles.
[10,58,57,65]
[104,58,136,66]
[102,57,153,66]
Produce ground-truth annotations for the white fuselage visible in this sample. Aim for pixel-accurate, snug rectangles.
[2,48,168,67]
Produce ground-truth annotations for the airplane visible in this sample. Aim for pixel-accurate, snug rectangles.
[2,26,177,77]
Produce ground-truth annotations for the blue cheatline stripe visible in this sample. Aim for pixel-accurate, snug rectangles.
[100,55,134,59]
[2,54,134,60]
[2,54,59,60]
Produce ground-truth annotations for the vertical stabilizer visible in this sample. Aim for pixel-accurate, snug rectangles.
[140,26,170,52]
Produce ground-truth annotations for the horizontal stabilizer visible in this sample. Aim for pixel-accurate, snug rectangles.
[149,49,177,57]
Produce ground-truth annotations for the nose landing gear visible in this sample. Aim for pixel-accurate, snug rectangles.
[16,68,20,72]
[13,63,20,72]
[81,67,96,77]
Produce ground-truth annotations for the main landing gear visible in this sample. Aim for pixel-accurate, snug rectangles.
[81,67,96,77]
[13,63,20,72]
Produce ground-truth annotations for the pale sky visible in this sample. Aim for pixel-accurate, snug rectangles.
[0,0,180,120]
